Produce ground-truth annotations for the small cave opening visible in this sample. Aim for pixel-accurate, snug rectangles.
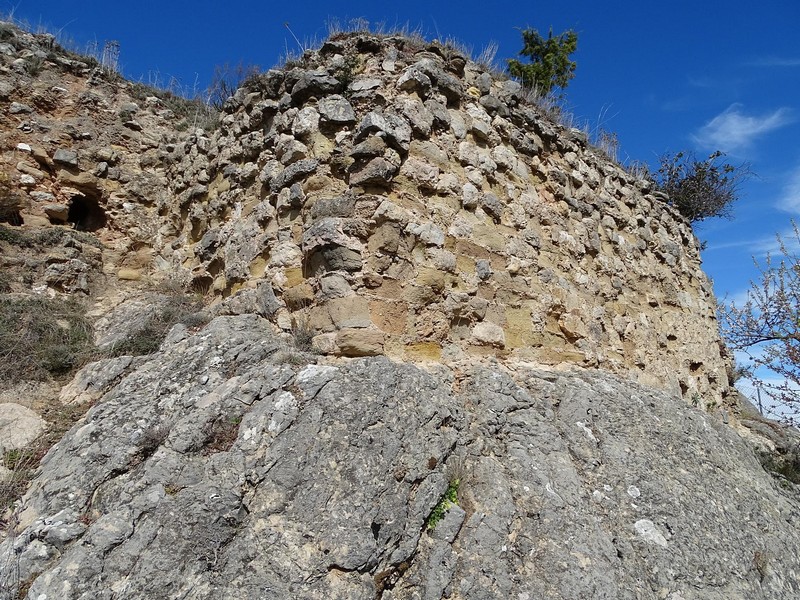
[0,208,23,225]
[0,192,24,225]
[68,194,107,231]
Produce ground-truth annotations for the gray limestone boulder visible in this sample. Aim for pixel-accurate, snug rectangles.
[288,69,341,104]
[317,94,356,125]
[1,315,799,599]
[268,158,318,192]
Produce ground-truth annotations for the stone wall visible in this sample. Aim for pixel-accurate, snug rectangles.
[157,34,731,405]
[0,27,732,406]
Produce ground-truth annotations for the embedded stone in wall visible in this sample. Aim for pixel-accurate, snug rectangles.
[327,296,371,329]
[336,328,385,357]
[471,322,505,347]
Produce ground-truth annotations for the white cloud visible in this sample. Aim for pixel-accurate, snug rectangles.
[747,57,800,67]
[693,104,793,152]
[703,238,760,252]
[779,165,800,214]
[704,228,798,259]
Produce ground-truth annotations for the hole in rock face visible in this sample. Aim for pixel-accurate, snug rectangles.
[0,208,23,225]
[68,194,106,231]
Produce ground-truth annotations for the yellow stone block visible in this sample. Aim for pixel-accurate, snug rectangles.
[284,267,305,288]
[405,341,442,361]
[455,255,475,275]
[504,307,534,349]
[471,223,508,252]
[249,255,268,278]
[415,267,445,290]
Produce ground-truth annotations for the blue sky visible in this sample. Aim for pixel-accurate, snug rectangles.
[9,0,800,401]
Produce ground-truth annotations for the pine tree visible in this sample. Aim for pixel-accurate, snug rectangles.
[507,28,578,94]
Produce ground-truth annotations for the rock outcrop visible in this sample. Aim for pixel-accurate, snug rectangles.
[2,315,799,599]
[0,22,798,600]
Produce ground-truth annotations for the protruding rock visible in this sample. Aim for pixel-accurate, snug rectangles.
[43,204,69,223]
[336,327,385,356]
[9,101,32,114]
[269,158,318,192]
[53,148,78,167]
[349,157,398,187]
[471,321,505,347]
[317,94,356,125]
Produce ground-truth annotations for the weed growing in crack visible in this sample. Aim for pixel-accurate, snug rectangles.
[290,311,315,352]
[425,478,460,530]
[135,424,170,460]
[202,415,241,455]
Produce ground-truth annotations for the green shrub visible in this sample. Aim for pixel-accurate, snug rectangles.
[0,224,25,245]
[757,449,800,485]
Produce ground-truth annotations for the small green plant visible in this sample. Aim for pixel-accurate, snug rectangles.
[334,55,360,93]
[507,27,578,95]
[425,478,460,530]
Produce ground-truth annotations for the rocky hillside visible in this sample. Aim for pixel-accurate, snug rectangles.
[0,22,799,599]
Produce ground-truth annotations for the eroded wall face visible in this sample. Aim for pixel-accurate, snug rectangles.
[158,35,729,405]
[4,29,731,406]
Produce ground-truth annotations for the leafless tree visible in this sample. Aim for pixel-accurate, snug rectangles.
[719,223,800,425]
